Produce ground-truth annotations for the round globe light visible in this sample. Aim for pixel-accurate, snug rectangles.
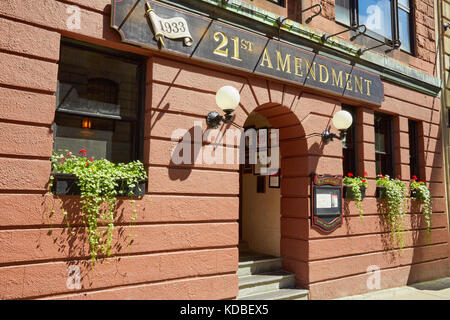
[332,110,353,130]
[215,86,240,112]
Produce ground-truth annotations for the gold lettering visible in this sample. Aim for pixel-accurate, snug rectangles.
[276,51,291,73]
[332,68,343,88]
[345,73,353,91]
[294,56,303,77]
[354,76,363,94]
[319,64,329,84]
[231,37,242,61]
[260,48,273,69]
[241,39,248,50]
[305,59,317,80]
[213,31,228,57]
[365,79,373,96]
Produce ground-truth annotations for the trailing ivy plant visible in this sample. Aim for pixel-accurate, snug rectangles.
[410,175,432,238]
[376,174,407,249]
[50,149,147,264]
[342,172,368,218]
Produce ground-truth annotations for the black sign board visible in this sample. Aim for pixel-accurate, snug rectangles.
[311,174,343,233]
[111,0,384,105]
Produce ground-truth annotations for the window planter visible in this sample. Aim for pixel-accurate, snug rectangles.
[51,173,147,197]
[343,186,366,199]
[376,186,386,199]
[410,189,427,201]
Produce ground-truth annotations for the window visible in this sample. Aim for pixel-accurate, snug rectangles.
[267,0,285,6]
[342,105,358,176]
[374,112,394,177]
[53,40,146,163]
[408,120,420,179]
[335,0,413,53]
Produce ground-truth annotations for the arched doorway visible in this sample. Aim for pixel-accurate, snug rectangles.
[240,111,281,257]
[237,103,309,300]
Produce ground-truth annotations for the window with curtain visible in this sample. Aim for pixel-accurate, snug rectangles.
[335,0,413,53]
[53,40,146,163]
[374,112,394,177]
[408,119,420,180]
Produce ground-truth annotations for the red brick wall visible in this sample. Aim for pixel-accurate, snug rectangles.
[0,0,447,300]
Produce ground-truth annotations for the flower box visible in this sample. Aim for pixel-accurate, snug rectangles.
[343,186,366,199]
[376,186,387,199]
[410,189,427,201]
[51,173,147,197]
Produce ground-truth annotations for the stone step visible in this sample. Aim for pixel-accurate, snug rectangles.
[238,270,296,298]
[238,256,282,276]
[238,288,309,300]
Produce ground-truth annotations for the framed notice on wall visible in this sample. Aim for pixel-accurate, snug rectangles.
[311,174,343,233]
[269,169,280,188]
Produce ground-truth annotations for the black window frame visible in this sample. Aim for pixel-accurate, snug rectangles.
[374,112,395,177]
[54,38,147,163]
[408,119,420,180]
[267,0,285,7]
[342,105,358,176]
[335,0,414,54]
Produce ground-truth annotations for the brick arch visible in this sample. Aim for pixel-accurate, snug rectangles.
[235,78,344,289]
[240,102,311,286]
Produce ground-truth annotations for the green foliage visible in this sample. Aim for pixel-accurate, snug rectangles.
[410,176,432,237]
[342,172,368,218]
[376,174,407,249]
[50,149,147,264]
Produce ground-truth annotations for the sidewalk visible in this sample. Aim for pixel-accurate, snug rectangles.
[337,277,450,300]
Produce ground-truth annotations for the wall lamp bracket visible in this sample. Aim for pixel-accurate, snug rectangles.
[321,129,347,144]
[276,3,322,27]
[321,24,366,42]
[206,110,234,129]
[357,38,401,55]
[206,86,240,129]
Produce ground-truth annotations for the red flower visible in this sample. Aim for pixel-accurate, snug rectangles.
[85,162,89,166]
[362,179,366,183]
[347,173,354,177]
[89,157,94,162]
[363,171,368,176]
[79,149,87,156]
[66,153,72,157]
[412,175,417,180]
[60,161,64,165]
